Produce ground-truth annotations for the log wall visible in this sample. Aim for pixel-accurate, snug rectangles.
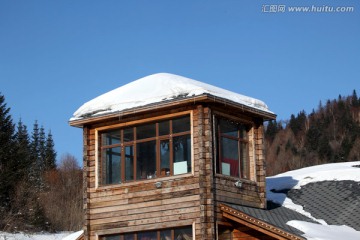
[82,105,218,240]
[80,103,267,240]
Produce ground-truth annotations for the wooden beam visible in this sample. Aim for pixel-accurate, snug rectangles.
[220,204,305,240]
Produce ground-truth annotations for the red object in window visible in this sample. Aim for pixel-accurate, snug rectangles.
[222,158,239,177]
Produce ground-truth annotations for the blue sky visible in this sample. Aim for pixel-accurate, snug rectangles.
[1,0,359,165]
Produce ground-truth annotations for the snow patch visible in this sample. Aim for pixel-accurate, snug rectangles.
[70,73,272,120]
[0,231,71,240]
[62,230,83,240]
[266,161,360,239]
[287,220,360,240]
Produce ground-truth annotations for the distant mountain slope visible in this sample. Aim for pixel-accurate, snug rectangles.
[265,90,360,176]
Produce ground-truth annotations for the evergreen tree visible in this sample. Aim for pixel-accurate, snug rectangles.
[265,120,278,142]
[14,119,32,181]
[39,125,46,173]
[351,89,359,107]
[29,121,41,188]
[288,111,307,136]
[0,93,16,213]
[44,130,57,171]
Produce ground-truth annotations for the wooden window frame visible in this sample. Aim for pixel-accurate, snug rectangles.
[215,114,251,180]
[101,225,193,240]
[97,112,192,186]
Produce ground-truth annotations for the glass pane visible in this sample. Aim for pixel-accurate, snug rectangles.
[174,226,192,240]
[136,140,156,180]
[102,130,121,145]
[160,140,170,177]
[219,119,238,137]
[137,231,157,240]
[220,137,239,177]
[103,235,120,240]
[159,120,170,136]
[218,226,232,240]
[125,146,134,181]
[102,147,121,184]
[136,123,156,140]
[123,233,135,240]
[173,135,191,175]
[160,229,171,240]
[173,115,190,133]
[240,142,248,179]
[124,128,134,142]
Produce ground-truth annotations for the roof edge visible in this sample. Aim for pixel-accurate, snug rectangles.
[69,94,276,128]
[220,204,305,240]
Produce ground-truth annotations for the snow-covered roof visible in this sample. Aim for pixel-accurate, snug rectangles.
[267,161,360,240]
[222,161,360,240]
[70,73,274,122]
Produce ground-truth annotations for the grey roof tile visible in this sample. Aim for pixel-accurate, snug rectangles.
[287,180,360,231]
[226,202,318,237]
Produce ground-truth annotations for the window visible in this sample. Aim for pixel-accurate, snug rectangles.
[100,115,191,185]
[101,226,193,240]
[218,225,232,240]
[216,117,250,179]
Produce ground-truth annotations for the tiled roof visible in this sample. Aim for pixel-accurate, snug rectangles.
[225,202,318,238]
[287,180,360,231]
[224,180,360,239]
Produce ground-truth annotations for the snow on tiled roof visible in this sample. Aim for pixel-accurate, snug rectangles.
[223,162,360,240]
[70,73,273,121]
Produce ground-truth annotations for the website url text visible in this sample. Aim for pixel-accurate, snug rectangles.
[262,5,354,13]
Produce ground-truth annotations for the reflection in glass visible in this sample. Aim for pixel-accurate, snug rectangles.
[125,145,134,181]
[173,116,190,133]
[160,229,171,240]
[173,135,191,174]
[137,231,157,240]
[219,119,238,137]
[123,233,135,240]
[103,234,120,240]
[136,123,156,139]
[103,147,121,184]
[124,128,134,142]
[137,141,156,180]
[159,120,169,136]
[221,138,239,177]
[102,131,121,145]
[174,226,193,240]
[160,140,170,177]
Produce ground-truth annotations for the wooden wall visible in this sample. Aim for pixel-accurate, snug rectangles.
[80,103,267,240]
[82,105,218,240]
[213,112,267,230]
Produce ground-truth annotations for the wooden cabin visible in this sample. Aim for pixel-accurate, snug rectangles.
[70,73,278,240]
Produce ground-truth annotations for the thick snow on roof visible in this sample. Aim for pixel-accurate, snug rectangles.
[266,161,360,240]
[71,73,272,121]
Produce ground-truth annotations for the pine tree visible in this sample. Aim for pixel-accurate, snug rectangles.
[44,131,57,171]
[14,119,32,181]
[29,121,41,188]
[265,120,278,142]
[351,89,359,107]
[39,125,46,174]
[0,93,16,217]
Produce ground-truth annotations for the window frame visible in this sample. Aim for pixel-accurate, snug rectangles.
[100,225,193,240]
[95,111,193,188]
[214,114,252,180]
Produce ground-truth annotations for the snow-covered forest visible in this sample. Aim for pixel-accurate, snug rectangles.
[0,93,83,232]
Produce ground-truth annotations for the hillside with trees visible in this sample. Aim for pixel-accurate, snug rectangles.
[265,90,360,176]
[0,93,82,232]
